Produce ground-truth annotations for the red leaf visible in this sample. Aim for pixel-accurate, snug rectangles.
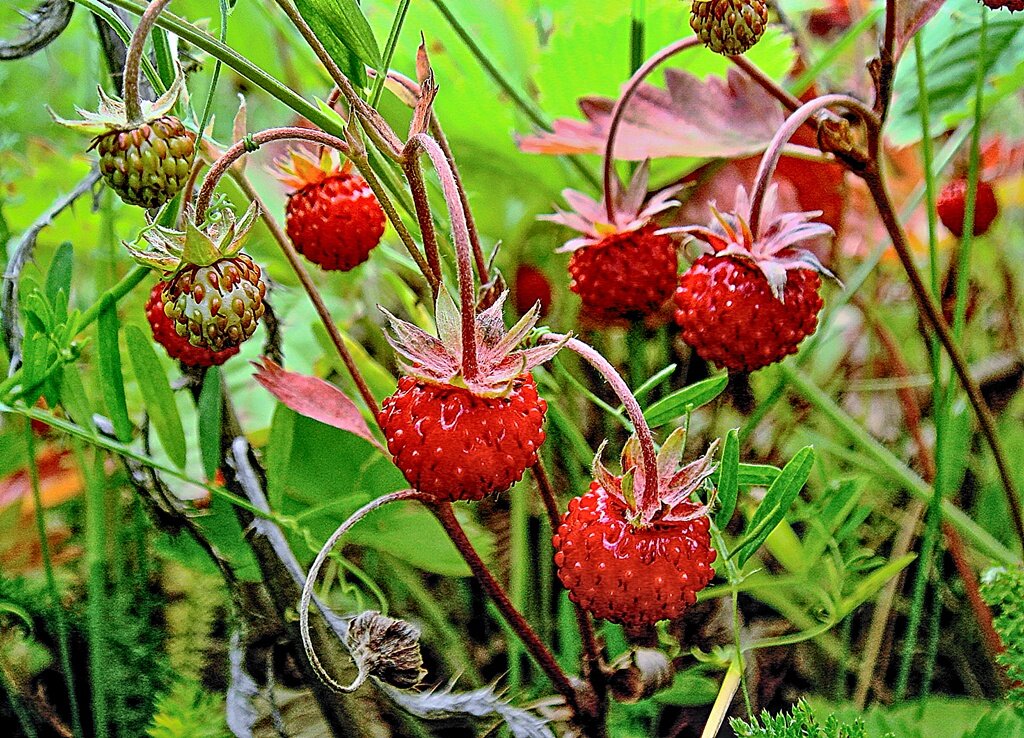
[893,0,947,62]
[517,68,785,160]
[252,358,383,452]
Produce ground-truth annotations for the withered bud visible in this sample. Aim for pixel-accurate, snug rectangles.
[608,648,674,703]
[345,611,427,690]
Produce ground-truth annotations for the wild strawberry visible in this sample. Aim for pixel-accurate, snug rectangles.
[275,150,385,271]
[936,178,999,238]
[128,203,266,352]
[378,291,562,502]
[53,72,195,209]
[145,282,239,367]
[670,184,834,372]
[690,0,769,56]
[514,264,553,317]
[807,0,852,37]
[553,430,717,628]
[543,162,680,322]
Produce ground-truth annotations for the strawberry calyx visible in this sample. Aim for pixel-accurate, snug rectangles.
[274,148,353,191]
[542,160,683,253]
[381,290,567,399]
[663,184,836,302]
[126,201,260,276]
[594,427,718,527]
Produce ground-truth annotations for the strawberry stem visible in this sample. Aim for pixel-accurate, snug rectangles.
[548,334,660,516]
[748,94,874,239]
[123,0,174,124]
[407,133,479,380]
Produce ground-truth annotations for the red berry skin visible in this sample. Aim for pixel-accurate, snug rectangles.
[514,264,553,317]
[145,282,239,368]
[568,225,678,322]
[285,172,386,271]
[936,179,998,238]
[379,375,547,502]
[553,482,715,628]
[981,0,1024,10]
[674,255,822,373]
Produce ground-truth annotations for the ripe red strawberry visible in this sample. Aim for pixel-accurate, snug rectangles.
[276,150,385,271]
[808,0,852,36]
[145,282,239,367]
[543,162,680,322]
[936,178,999,238]
[554,430,717,628]
[514,264,553,317]
[378,291,562,502]
[671,184,833,372]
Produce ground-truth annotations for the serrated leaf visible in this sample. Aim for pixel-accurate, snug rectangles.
[97,298,132,442]
[125,325,187,469]
[643,373,728,427]
[733,447,814,567]
[198,367,222,480]
[294,0,380,87]
[715,429,739,528]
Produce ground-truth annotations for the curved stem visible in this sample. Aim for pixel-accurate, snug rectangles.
[729,55,803,113]
[195,127,348,221]
[429,502,586,717]
[748,93,877,237]
[407,133,478,379]
[123,0,173,124]
[227,170,382,427]
[546,334,659,515]
[299,489,430,694]
[602,37,700,220]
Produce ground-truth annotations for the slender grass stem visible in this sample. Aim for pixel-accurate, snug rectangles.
[370,0,411,108]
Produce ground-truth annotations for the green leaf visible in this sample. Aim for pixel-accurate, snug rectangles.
[643,373,728,427]
[294,0,381,87]
[45,242,73,308]
[711,463,781,488]
[58,364,95,433]
[715,429,739,528]
[733,447,814,567]
[125,325,187,469]
[97,299,132,442]
[838,554,916,619]
[197,368,222,481]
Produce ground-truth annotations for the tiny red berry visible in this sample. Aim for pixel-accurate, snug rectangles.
[146,282,240,367]
[514,264,553,317]
[554,431,717,628]
[979,0,1024,10]
[277,150,385,271]
[543,162,681,323]
[670,185,833,372]
[378,291,561,502]
[936,178,999,238]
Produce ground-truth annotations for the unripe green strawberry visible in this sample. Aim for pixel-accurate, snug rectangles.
[94,116,196,209]
[162,253,266,352]
[690,0,769,56]
[52,70,196,209]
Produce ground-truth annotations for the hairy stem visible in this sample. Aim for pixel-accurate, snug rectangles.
[546,335,659,515]
[122,0,173,123]
[407,134,479,379]
[429,503,587,718]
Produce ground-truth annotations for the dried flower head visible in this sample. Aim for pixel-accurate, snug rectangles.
[346,611,426,690]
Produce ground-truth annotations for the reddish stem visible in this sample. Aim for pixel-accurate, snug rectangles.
[123,0,174,124]
[407,133,479,380]
[429,502,586,716]
[194,127,349,221]
[601,37,700,221]
[545,334,660,515]
[748,93,875,237]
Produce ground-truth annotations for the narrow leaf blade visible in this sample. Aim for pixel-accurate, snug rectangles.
[715,429,739,528]
[97,299,132,442]
[734,447,815,566]
[198,367,223,480]
[643,373,728,427]
[125,325,187,468]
